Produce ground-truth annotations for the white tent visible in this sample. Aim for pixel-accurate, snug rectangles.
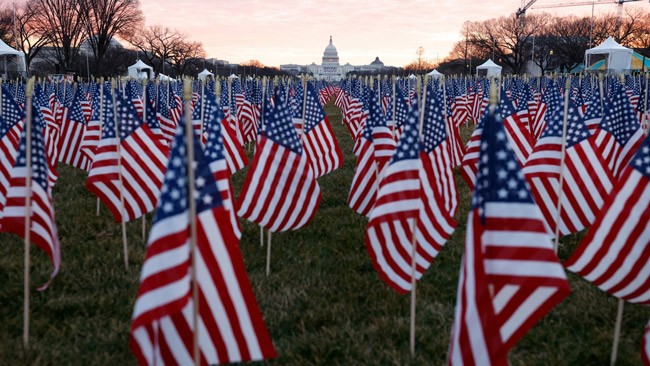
[585,36,633,73]
[197,68,213,81]
[427,69,443,79]
[476,59,502,77]
[127,60,154,79]
[158,73,174,81]
[0,38,26,77]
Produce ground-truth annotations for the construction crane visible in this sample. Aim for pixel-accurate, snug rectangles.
[516,0,540,19]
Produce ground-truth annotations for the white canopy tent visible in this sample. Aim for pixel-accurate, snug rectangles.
[157,73,174,81]
[476,59,502,77]
[427,69,443,79]
[0,38,26,77]
[585,36,633,73]
[127,60,154,79]
[197,68,214,81]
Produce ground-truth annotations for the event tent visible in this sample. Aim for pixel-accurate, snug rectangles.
[427,69,443,78]
[0,38,26,77]
[127,60,154,79]
[476,59,502,77]
[585,37,632,73]
[197,68,214,81]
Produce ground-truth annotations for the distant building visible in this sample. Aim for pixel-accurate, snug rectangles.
[280,36,390,81]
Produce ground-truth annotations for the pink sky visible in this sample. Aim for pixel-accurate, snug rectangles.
[138,0,649,67]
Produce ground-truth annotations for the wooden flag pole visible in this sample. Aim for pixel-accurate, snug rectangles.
[410,74,429,357]
[301,76,308,141]
[200,78,206,139]
[266,230,272,276]
[97,78,104,216]
[182,78,201,366]
[112,79,129,270]
[641,72,650,135]
[553,77,572,253]
[598,74,605,118]
[141,79,148,241]
[259,77,266,247]
[23,77,35,350]
[610,298,625,366]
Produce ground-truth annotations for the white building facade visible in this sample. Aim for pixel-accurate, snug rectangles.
[281,36,387,82]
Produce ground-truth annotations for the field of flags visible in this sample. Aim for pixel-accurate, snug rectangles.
[0,70,649,364]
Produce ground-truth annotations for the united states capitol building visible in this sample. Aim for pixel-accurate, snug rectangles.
[280,36,389,82]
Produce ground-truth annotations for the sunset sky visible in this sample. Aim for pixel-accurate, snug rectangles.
[138,0,649,67]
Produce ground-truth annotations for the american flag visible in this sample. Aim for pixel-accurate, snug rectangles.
[448,109,570,365]
[80,83,103,162]
[641,322,650,366]
[594,82,645,179]
[499,90,534,166]
[86,86,169,222]
[565,132,650,304]
[126,81,144,119]
[233,78,257,145]
[130,122,276,365]
[57,86,90,170]
[0,86,25,215]
[460,111,488,191]
[422,84,458,218]
[365,99,455,293]
[237,96,321,232]
[301,81,343,178]
[290,82,305,135]
[156,84,176,143]
[391,85,409,141]
[142,95,165,145]
[582,87,603,134]
[190,89,205,138]
[33,85,58,188]
[348,98,378,217]
[0,104,60,289]
[369,92,396,177]
[221,79,244,147]
[207,88,248,174]
[203,91,242,239]
[523,98,614,236]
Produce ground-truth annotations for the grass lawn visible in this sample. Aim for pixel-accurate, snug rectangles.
[0,101,648,365]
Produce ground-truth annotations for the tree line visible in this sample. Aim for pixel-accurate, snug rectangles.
[0,0,284,78]
[439,8,650,75]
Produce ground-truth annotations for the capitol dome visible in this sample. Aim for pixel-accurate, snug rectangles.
[322,36,339,64]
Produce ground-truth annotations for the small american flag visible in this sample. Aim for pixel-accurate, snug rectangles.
[594,82,645,179]
[86,86,169,222]
[238,95,321,232]
[130,122,276,365]
[301,81,343,178]
[348,101,378,217]
[524,97,614,236]
[206,88,248,174]
[0,85,25,218]
[0,104,60,289]
[448,108,570,365]
[57,86,89,170]
[369,91,396,177]
[565,132,650,304]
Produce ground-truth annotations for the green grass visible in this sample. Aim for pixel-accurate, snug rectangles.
[0,103,648,365]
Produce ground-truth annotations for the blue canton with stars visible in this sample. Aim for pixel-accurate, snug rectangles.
[601,83,641,146]
[369,91,388,131]
[89,83,102,121]
[115,92,144,141]
[154,120,223,224]
[498,89,516,118]
[540,97,591,148]
[303,82,326,134]
[471,110,534,217]
[394,86,409,130]
[261,94,302,154]
[203,89,227,163]
[191,90,203,121]
[0,85,25,137]
[291,82,303,119]
[422,84,448,153]
[391,97,421,164]
[69,87,87,124]
[100,85,117,139]
[15,104,49,191]
[632,133,650,179]
[144,97,160,130]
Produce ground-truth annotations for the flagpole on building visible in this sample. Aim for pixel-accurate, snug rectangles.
[553,77,572,253]
[23,77,35,350]
[182,78,201,366]
[112,79,129,270]
[410,74,428,357]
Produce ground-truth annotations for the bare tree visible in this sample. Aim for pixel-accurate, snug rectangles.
[78,0,144,74]
[129,25,184,75]
[6,2,50,70]
[31,0,86,71]
[169,39,205,76]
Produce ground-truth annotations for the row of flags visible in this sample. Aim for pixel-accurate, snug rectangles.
[335,73,649,364]
[1,71,649,364]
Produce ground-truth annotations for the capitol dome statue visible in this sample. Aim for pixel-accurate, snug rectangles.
[322,36,339,64]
